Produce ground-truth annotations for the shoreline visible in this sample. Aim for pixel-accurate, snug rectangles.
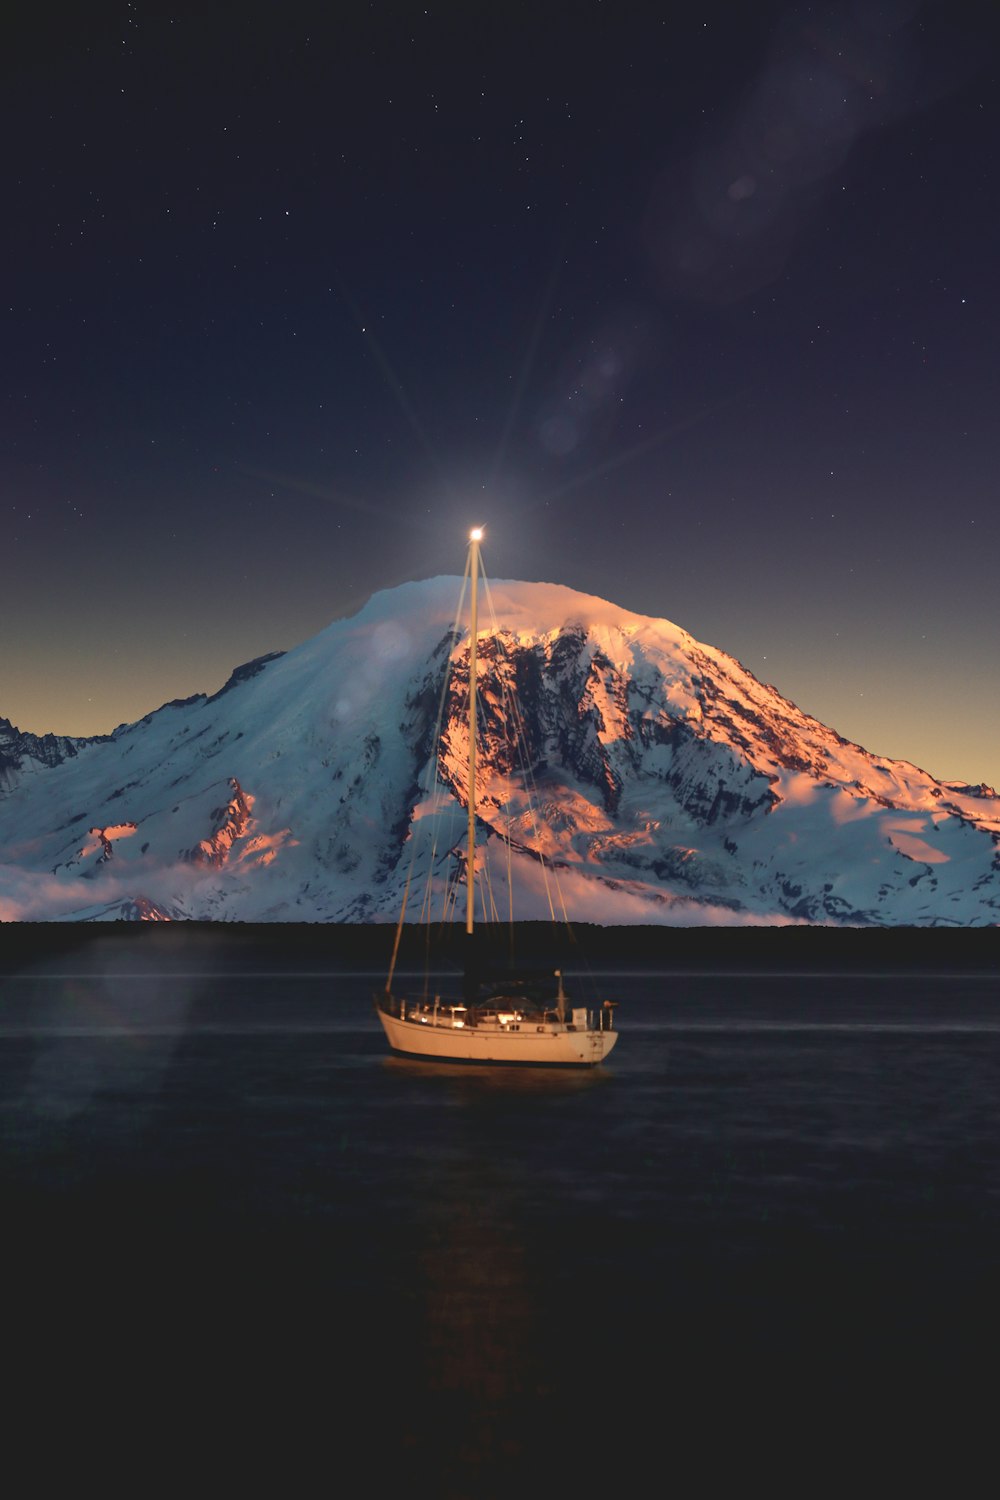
[1,920,997,976]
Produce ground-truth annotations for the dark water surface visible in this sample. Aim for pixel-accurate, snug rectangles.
[3,939,999,1493]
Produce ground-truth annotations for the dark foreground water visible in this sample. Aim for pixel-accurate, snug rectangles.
[2,937,999,1494]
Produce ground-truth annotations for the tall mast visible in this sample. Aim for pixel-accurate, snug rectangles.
[466,528,483,935]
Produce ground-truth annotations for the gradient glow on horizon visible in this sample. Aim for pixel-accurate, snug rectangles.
[2,2,997,789]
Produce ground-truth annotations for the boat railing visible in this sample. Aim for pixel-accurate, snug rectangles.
[380,990,617,1034]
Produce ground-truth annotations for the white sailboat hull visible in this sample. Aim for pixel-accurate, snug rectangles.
[376,1001,618,1067]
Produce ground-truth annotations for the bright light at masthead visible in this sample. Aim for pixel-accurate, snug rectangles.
[470,527,484,542]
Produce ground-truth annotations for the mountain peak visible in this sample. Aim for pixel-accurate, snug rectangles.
[2,577,998,924]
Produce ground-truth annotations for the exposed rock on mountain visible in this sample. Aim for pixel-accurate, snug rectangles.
[1,579,997,925]
[0,717,109,791]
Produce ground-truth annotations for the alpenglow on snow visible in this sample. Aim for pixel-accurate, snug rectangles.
[1,577,998,924]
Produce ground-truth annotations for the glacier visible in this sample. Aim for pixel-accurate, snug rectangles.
[1,577,998,925]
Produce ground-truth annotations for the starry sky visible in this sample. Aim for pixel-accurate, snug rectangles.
[4,1,998,788]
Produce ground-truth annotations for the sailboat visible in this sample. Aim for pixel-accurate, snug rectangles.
[375,528,619,1067]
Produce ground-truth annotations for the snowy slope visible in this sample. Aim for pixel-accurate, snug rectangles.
[2,577,998,925]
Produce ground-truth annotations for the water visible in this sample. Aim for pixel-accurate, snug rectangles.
[3,943,999,1492]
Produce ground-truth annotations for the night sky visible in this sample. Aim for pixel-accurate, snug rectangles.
[4,1,998,788]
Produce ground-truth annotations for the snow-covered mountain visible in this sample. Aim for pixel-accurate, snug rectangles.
[2,577,998,925]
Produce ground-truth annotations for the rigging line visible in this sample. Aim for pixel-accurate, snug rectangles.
[435,822,467,933]
[513,711,559,926]
[457,539,500,935]
[385,862,415,996]
[444,862,459,925]
[507,767,514,939]
[442,844,465,930]
[418,850,441,928]
[418,808,456,927]
[393,614,477,975]
[478,799,504,928]
[480,574,561,927]
[422,772,463,988]
[478,583,544,811]
[504,666,568,927]
[391,729,440,991]
[481,851,498,925]
[410,543,476,948]
[471,548,500,930]
[493,618,572,933]
[422,908,433,1002]
[419,559,471,928]
[422,824,461,929]
[496,628,573,932]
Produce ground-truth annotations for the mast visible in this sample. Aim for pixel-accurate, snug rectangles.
[466,527,482,935]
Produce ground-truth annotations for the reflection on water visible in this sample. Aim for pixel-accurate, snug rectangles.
[2,954,1000,1490]
[381,1052,609,1482]
[382,1053,606,1094]
[412,1157,537,1480]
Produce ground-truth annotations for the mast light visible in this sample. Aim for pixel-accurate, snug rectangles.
[469,527,484,542]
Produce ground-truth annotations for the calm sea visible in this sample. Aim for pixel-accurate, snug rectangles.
[3,937,998,1494]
